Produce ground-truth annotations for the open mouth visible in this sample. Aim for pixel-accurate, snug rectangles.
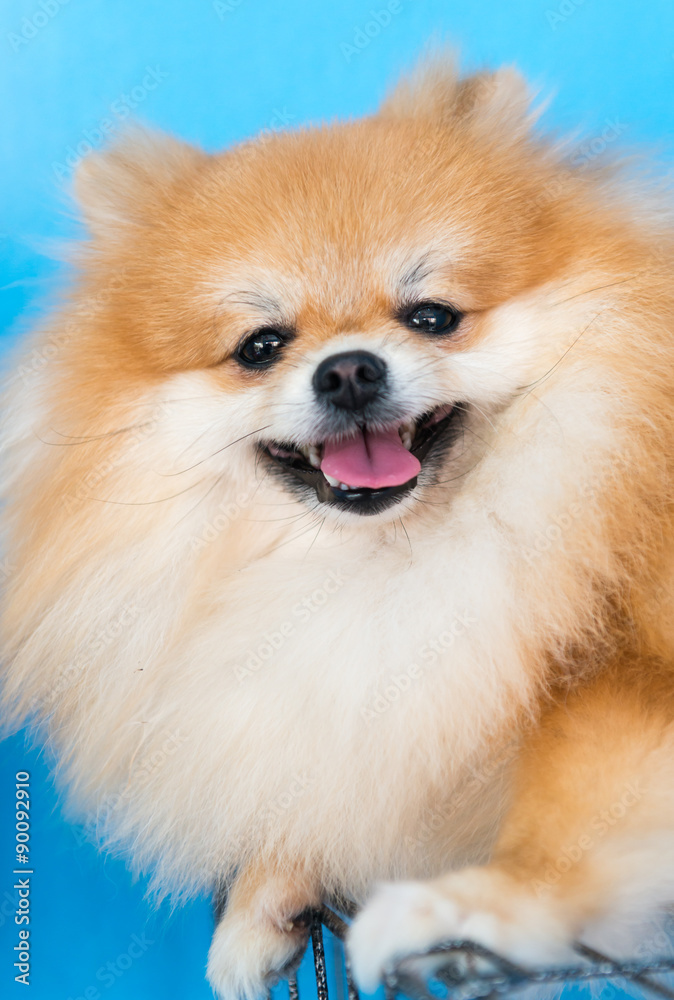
[262,404,463,516]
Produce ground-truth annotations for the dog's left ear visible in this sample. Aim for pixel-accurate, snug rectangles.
[380,56,537,141]
[73,128,206,240]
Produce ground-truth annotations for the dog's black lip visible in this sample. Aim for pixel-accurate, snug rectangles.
[261,406,463,515]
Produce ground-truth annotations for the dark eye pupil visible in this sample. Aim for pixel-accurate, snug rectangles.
[254,333,280,358]
[238,328,286,366]
[415,307,445,329]
[407,303,461,335]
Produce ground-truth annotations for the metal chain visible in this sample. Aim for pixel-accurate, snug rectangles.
[296,904,674,1000]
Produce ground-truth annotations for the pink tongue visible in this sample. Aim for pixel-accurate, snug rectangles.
[321,427,421,489]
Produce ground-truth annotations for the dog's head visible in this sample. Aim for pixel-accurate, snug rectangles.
[53,61,634,528]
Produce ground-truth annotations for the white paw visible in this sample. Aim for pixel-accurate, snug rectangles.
[347,869,572,993]
[207,906,309,1000]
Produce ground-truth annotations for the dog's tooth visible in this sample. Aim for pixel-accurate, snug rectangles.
[339,483,350,491]
[325,473,341,488]
[399,419,415,451]
[307,445,321,469]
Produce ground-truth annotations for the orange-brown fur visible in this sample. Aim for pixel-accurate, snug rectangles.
[2,57,674,997]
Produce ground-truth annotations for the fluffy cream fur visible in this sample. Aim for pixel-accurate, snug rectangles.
[2,57,674,998]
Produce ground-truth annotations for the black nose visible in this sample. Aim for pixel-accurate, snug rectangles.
[313,351,387,411]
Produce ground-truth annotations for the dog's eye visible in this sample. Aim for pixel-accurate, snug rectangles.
[405,302,463,335]
[236,328,288,368]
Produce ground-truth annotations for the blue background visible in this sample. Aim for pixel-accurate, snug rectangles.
[1,0,673,997]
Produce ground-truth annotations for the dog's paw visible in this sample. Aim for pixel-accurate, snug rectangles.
[347,868,573,993]
[207,905,310,1000]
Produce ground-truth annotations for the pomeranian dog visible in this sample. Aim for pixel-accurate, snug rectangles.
[2,55,674,999]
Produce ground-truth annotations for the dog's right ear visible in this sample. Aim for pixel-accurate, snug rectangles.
[380,54,537,143]
[73,129,205,239]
